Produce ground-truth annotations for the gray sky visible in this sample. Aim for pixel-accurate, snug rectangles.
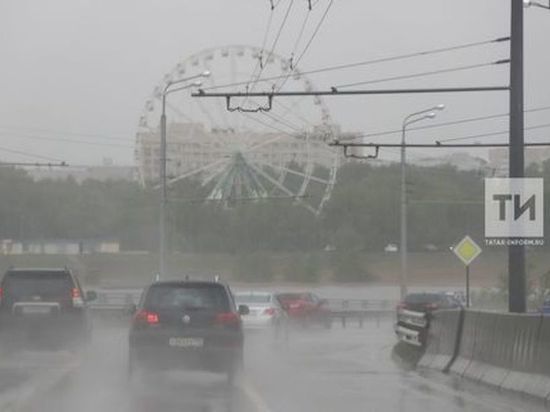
[0,0,549,166]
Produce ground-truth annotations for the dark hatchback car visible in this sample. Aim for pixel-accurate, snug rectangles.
[128,280,249,383]
[0,268,96,351]
[397,292,462,314]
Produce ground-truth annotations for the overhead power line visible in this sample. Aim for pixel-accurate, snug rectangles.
[251,0,295,87]
[335,59,510,89]
[348,105,550,141]
[278,0,335,91]
[0,132,134,149]
[437,122,550,143]
[289,7,312,62]
[0,126,132,142]
[201,36,510,92]
[0,161,68,168]
[0,146,63,162]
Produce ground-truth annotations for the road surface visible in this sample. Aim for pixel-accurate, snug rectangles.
[0,315,545,412]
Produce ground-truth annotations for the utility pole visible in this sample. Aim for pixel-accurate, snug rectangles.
[399,106,443,300]
[400,125,408,300]
[157,71,210,280]
[159,95,167,280]
[508,0,526,313]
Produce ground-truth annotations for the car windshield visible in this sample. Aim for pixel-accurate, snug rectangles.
[235,294,271,304]
[145,284,230,311]
[278,293,310,302]
[2,271,72,300]
[404,293,443,304]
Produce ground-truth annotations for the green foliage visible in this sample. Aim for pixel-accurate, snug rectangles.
[232,252,274,282]
[284,253,321,283]
[330,251,373,283]
[1,160,546,257]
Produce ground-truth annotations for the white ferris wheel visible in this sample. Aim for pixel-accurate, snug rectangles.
[135,45,340,214]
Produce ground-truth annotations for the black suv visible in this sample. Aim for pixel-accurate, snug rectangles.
[128,280,249,383]
[0,268,96,350]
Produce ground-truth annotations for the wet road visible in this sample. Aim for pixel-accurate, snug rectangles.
[2,315,547,412]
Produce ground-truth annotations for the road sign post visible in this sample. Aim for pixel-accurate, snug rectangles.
[453,235,482,308]
[466,265,470,308]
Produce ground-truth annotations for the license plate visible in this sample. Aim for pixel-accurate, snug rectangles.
[168,337,204,348]
[21,306,51,315]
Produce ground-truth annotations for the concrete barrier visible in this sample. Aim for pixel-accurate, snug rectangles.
[500,313,545,399]
[418,309,462,371]
[425,309,550,401]
[478,313,516,388]
[461,311,500,382]
[533,316,550,401]
[449,310,479,376]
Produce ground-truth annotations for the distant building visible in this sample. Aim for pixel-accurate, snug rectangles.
[0,239,120,255]
[412,152,488,172]
[28,158,136,183]
[135,122,342,184]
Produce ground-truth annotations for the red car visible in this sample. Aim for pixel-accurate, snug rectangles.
[275,292,332,328]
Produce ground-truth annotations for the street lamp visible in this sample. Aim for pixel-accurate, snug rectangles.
[524,0,550,9]
[400,104,445,299]
[159,70,210,279]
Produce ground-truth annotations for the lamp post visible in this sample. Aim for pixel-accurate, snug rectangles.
[159,71,210,280]
[400,104,445,299]
[523,0,550,9]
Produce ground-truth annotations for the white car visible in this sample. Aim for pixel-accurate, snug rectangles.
[234,291,286,330]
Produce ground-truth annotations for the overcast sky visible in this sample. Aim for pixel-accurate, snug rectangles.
[1,0,549,166]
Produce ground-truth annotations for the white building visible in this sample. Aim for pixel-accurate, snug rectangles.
[135,122,342,184]
[0,239,120,255]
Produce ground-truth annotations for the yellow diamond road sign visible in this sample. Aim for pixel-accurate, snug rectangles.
[453,235,482,266]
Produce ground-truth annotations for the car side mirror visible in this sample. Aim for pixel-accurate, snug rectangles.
[238,305,250,316]
[85,291,97,302]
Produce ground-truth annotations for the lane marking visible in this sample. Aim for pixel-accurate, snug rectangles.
[0,352,81,412]
[241,378,274,412]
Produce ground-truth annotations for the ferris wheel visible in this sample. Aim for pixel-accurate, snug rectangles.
[135,45,340,214]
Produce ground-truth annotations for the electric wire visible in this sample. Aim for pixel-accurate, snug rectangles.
[201,36,510,92]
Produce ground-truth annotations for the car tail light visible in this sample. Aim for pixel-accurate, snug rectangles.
[134,310,160,325]
[396,302,407,311]
[72,288,84,307]
[426,303,438,311]
[0,287,3,305]
[215,312,240,327]
[263,307,275,316]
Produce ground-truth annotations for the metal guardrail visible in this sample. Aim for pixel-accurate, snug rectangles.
[326,298,395,312]
[89,289,141,311]
[327,298,396,328]
[394,309,428,347]
[89,290,396,327]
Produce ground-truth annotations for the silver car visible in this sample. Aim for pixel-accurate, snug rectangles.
[234,291,286,331]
